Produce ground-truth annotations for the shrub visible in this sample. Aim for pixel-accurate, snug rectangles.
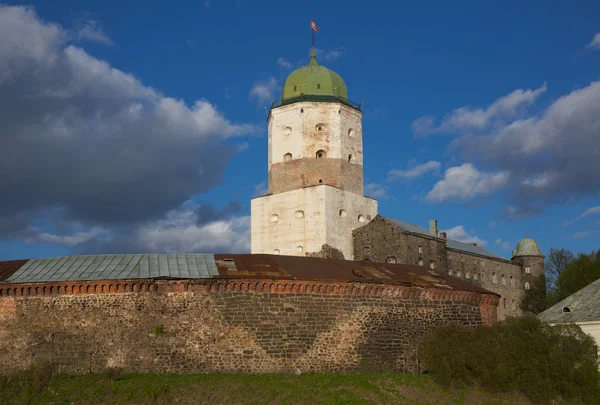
[418,316,600,404]
[0,363,53,405]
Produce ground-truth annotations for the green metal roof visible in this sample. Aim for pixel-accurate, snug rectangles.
[6,254,219,283]
[512,237,544,258]
[281,49,348,102]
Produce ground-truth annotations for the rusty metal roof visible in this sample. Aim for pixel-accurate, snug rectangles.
[0,260,28,281]
[0,254,497,296]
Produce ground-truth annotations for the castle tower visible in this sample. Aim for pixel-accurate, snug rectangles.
[251,49,378,259]
[512,235,545,293]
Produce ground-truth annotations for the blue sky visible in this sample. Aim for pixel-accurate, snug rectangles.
[0,0,599,260]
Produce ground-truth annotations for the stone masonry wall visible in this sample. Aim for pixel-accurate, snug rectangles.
[353,217,525,320]
[269,158,363,195]
[447,250,523,320]
[0,279,497,375]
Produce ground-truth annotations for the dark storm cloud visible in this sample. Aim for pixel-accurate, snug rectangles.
[0,6,255,239]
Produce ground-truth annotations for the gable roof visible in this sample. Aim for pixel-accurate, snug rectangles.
[382,216,443,239]
[0,254,498,297]
[446,240,505,260]
[6,254,219,283]
[538,277,600,324]
[381,216,505,260]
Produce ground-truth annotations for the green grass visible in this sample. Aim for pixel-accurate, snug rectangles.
[1,370,545,405]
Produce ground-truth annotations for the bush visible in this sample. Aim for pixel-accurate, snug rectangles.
[0,363,53,405]
[418,316,600,404]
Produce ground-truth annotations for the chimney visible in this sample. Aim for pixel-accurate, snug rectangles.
[470,242,478,246]
[440,232,447,239]
[429,220,438,236]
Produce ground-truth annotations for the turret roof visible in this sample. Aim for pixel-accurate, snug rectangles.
[281,49,348,102]
[512,236,544,258]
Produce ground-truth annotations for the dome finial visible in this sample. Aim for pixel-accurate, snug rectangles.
[309,47,318,65]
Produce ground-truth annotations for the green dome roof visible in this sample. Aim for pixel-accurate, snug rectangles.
[281,49,348,102]
[512,236,544,258]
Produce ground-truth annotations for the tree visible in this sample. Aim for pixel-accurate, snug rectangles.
[554,250,600,302]
[521,274,549,314]
[545,248,574,288]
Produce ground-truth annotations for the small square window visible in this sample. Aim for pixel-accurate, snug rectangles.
[317,83,321,89]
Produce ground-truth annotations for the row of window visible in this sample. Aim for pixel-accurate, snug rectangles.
[281,126,355,137]
[272,212,366,223]
[449,269,531,290]
[272,246,303,255]
[503,298,518,311]
[281,151,355,162]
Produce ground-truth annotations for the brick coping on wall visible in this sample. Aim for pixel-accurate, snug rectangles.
[0,278,499,306]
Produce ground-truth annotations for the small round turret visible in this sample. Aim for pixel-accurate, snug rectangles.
[512,235,544,259]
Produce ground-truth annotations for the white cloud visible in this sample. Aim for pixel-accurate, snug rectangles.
[277,57,293,69]
[426,163,509,202]
[388,161,441,181]
[575,205,600,220]
[411,116,436,137]
[250,77,279,105]
[26,226,111,246]
[565,205,600,226]
[364,183,394,200]
[413,83,547,137]
[253,181,268,197]
[441,225,487,246]
[572,231,592,239]
[135,206,250,253]
[315,47,345,61]
[0,6,255,241]
[587,33,600,50]
[494,238,511,250]
[450,80,600,209]
[71,19,112,45]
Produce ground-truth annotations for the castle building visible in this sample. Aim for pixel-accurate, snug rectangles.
[250,49,377,259]
[251,47,544,320]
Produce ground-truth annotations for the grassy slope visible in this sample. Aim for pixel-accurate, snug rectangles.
[4,372,540,405]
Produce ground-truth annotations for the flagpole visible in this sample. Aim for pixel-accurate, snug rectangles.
[311,13,315,49]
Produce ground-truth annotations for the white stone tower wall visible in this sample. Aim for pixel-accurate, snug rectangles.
[269,102,363,165]
[251,185,377,259]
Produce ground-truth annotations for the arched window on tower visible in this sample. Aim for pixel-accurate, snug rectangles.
[501,274,506,285]
[525,265,531,274]
[316,149,326,158]
[283,153,292,161]
[418,259,424,266]
[525,282,531,290]
[386,256,396,264]
[492,273,497,284]
[466,270,470,279]
[510,276,514,287]
[429,261,435,269]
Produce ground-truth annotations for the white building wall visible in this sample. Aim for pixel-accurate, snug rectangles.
[269,102,363,166]
[251,185,377,259]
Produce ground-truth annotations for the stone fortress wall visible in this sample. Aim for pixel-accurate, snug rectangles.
[0,277,497,375]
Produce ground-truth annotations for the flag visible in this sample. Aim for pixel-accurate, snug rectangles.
[311,19,319,32]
